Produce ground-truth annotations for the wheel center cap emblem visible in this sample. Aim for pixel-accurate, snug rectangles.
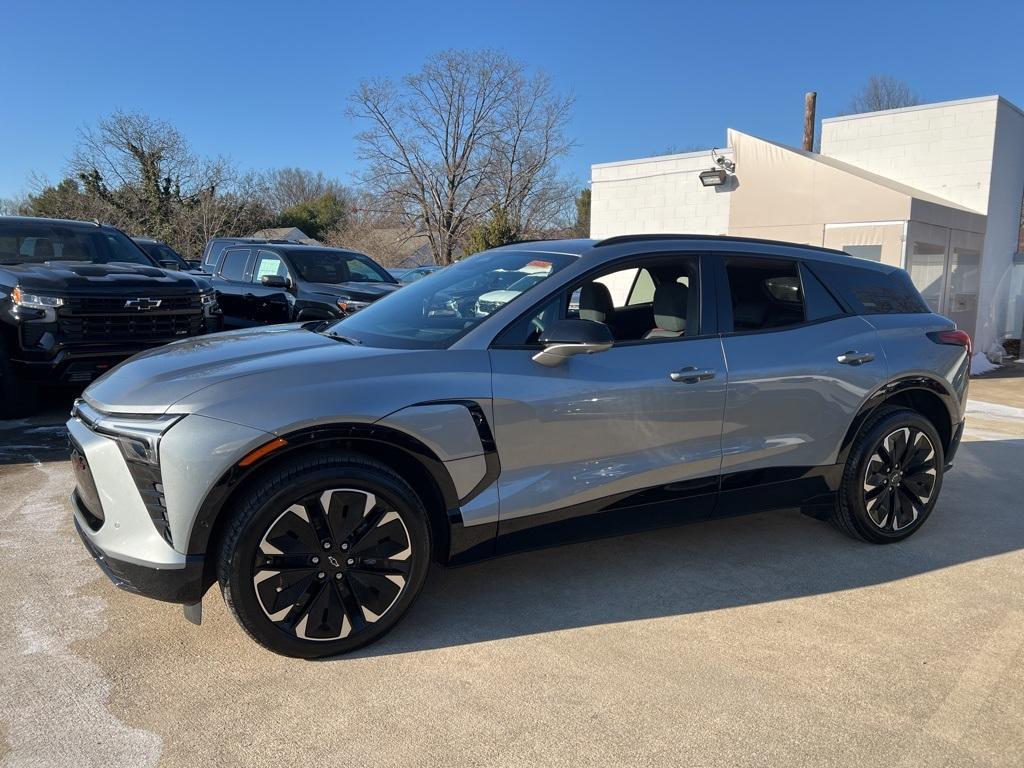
[327,555,340,568]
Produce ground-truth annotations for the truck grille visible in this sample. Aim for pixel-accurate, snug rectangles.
[58,296,205,344]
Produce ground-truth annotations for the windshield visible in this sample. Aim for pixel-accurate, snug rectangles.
[326,249,577,349]
[288,249,395,284]
[0,221,156,266]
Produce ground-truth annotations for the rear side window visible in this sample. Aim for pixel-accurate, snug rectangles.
[799,264,845,320]
[811,262,929,315]
[219,248,251,281]
[724,257,805,331]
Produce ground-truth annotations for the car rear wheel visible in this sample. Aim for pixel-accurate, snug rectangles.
[218,451,431,657]
[833,407,944,543]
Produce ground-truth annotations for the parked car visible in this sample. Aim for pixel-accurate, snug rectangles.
[69,235,969,657]
[209,243,400,328]
[392,265,443,284]
[132,238,203,272]
[200,236,284,274]
[474,271,549,315]
[0,216,221,416]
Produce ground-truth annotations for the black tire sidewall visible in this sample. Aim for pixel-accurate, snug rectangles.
[222,459,431,658]
[843,409,945,543]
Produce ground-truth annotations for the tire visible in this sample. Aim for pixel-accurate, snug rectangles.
[0,338,37,419]
[833,407,944,543]
[217,451,432,658]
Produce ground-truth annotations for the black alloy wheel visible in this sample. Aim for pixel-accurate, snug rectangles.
[219,452,431,657]
[833,407,945,543]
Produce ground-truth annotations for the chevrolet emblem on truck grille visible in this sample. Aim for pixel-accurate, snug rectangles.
[124,298,162,310]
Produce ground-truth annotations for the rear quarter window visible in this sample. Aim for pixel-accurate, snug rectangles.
[809,262,929,315]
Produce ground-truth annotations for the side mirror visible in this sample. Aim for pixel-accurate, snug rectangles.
[532,319,613,367]
[159,259,180,271]
[260,274,290,288]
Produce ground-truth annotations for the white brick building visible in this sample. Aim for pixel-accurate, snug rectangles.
[590,96,1024,357]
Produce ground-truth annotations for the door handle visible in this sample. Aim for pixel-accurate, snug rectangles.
[670,366,716,383]
[836,350,875,366]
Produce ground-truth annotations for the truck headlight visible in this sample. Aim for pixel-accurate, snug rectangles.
[337,297,370,313]
[12,287,65,308]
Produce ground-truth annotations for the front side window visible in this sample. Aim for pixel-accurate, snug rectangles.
[326,249,576,349]
[724,257,805,331]
[0,222,154,267]
[288,249,395,285]
[252,250,288,282]
[496,254,700,347]
[219,248,251,281]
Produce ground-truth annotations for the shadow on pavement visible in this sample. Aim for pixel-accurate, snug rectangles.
[347,436,1024,658]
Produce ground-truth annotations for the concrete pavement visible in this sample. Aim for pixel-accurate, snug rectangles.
[1,389,1022,768]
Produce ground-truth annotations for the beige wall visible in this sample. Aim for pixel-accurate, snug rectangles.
[726,130,914,239]
[823,223,906,267]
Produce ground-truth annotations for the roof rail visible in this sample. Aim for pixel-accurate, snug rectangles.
[594,232,850,256]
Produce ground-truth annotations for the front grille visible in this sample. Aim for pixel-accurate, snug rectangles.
[64,295,202,313]
[58,296,205,344]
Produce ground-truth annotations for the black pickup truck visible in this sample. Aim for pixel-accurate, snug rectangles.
[0,216,221,416]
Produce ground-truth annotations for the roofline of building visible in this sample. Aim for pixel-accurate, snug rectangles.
[591,146,731,170]
[822,94,1024,123]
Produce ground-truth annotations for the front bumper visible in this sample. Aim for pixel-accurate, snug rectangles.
[74,498,206,604]
[67,415,207,604]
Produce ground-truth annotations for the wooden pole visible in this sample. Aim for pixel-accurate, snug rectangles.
[803,91,817,151]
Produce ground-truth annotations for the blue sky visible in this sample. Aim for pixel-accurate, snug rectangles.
[3,0,1023,199]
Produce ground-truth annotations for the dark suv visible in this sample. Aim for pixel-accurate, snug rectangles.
[0,216,220,416]
[209,243,400,328]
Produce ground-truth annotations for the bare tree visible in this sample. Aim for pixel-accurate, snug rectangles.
[255,167,351,214]
[846,75,920,114]
[349,49,575,264]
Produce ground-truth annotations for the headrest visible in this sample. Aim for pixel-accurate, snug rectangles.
[653,282,688,332]
[579,282,614,323]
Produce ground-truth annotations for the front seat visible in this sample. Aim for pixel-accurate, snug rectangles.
[644,282,688,339]
[579,282,614,324]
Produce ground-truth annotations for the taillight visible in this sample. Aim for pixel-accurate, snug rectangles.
[927,329,972,357]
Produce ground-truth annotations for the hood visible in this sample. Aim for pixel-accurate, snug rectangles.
[1,261,207,294]
[307,280,401,300]
[83,324,397,414]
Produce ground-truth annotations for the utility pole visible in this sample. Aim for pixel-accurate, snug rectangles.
[803,91,817,152]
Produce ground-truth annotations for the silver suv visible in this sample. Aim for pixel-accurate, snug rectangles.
[68,236,970,657]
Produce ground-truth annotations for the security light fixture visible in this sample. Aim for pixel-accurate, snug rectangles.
[699,168,728,187]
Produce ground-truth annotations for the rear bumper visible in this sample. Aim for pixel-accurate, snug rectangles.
[74,495,206,604]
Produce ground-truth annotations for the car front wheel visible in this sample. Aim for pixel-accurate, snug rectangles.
[833,407,945,543]
[218,451,431,657]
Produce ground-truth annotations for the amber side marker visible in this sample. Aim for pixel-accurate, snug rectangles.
[238,437,288,467]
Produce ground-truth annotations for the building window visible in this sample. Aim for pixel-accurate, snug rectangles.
[843,244,883,262]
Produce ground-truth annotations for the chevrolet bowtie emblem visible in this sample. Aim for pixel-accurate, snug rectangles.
[124,298,162,310]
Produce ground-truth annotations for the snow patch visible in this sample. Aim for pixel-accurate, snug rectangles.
[970,352,1000,376]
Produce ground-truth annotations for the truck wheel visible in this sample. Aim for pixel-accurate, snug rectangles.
[833,407,944,543]
[0,340,37,419]
[218,451,431,658]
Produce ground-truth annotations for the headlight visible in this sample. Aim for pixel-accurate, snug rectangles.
[12,287,64,308]
[73,400,182,466]
[337,297,370,313]
[199,291,217,306]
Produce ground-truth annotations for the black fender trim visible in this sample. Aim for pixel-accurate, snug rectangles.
[186,403,502,567]
[837,374,962,467]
